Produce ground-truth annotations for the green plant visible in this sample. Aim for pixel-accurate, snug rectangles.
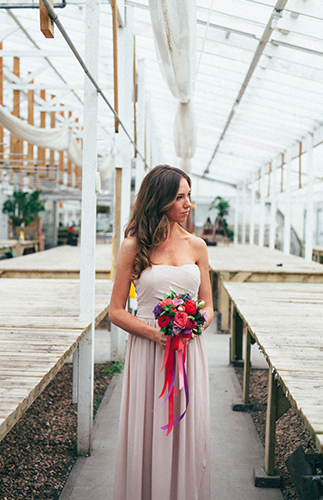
[209,195,234,241]
[209,196,230,218]
[2,190,45,229]
[100,361,123,376]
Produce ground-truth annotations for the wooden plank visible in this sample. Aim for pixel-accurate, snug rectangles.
[224,281,323,455]
[0,244,111,275]
[39,0,54,38]
[0,278,112,442]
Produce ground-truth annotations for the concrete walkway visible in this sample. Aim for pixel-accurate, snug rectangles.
[59,328,283,500]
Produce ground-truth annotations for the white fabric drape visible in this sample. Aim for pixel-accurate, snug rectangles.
[0,104,83,168]
[148,0,197,173]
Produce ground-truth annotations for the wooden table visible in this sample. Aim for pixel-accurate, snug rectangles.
[0,240,39,258]
[312,246,323,263]
[208,244,323,332]
[0,244,111,279]
[223,281,323,480]
[0,278,113,442]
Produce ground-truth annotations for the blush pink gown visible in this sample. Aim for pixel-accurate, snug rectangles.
[113,264,210,500]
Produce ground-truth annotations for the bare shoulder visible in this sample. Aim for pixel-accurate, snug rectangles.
[188,233,207,253]
[121,235,137,252]
[119,236,138,262]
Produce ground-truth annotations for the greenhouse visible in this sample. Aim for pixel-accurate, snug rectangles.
[0,1,323,499]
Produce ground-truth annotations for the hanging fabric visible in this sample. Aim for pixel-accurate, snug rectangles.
[0,104,83,168]
[148,0,197,173]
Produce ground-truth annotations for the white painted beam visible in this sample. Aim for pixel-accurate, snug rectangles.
[305,133,314,261]
[77,0,100,456]
[249,172,256,245]
[269,160,277,251]
[258,166,265,248]
[283,150,292,254]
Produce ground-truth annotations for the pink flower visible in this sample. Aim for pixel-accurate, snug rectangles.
[172,298,184,307]
[174,311,188,329]
[160,298,173,307]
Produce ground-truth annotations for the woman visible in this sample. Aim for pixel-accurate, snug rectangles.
[109,165,213,500]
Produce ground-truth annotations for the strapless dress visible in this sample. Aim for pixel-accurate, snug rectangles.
[113,264,210,500]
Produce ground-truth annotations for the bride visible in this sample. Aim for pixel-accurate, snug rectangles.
[109,164,213,500]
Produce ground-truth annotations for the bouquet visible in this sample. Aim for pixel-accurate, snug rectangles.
[152,287,207,435]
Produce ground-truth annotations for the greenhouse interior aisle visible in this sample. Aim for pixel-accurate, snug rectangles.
[58,326,283,500]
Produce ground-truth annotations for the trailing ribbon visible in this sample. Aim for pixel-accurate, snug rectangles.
[152,333,191,436]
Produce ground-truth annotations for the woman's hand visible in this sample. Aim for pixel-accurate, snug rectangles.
[155,329,168,349]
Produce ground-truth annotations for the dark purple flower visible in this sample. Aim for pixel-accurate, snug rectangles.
[153,303,163,319]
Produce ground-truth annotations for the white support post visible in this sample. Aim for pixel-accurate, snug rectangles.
[145,98,151,170]
[305,133,314,261]
[283,150,292,254]
[241,182,246,245]
[269,160,277,251]
[258,166,265,248]
[77,0,100,456]
[249,174,255,245]
[233,185,240,245]
[110,5,133,363]
[134,59,145,195]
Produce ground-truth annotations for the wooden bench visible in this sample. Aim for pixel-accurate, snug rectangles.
[208,244,323,333]
[0,239,39,258]
[0,278,113,442]
[0,244,111,279]
[223,281,323,483]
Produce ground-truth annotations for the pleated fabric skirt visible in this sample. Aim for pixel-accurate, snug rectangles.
[113,317,211,500]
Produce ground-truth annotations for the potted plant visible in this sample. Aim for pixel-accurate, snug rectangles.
[209,196,234,242]
[2,190,45,240]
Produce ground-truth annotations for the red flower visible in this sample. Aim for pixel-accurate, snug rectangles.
[160,298,173,307]
[186,318,196,330]
[158,314,171,328]
[174,311,188,329]
[185,299,197,315]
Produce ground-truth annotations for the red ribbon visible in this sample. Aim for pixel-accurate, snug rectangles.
[152,333,191,436]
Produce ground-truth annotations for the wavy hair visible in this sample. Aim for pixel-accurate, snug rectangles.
[125,165,191,280]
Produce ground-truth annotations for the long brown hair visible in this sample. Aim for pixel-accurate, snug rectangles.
[125,165,191,280]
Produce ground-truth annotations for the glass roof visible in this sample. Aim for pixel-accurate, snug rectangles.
[1,0,323,192]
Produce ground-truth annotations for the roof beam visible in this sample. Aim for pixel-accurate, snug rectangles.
[203,0,289,175]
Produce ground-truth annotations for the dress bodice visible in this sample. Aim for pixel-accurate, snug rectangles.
[134,264,201,319]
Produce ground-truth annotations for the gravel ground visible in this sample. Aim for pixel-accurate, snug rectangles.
[1,358,321,499]
[234,366,322,500]
[0,363,116,500]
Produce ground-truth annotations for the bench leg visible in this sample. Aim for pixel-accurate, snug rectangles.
[230,305,243,364]
[72,348,79,404]
[219,272,230,331]
[243,329,251,404]
[264,370,277,476]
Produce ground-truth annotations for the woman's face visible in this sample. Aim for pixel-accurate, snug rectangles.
[166,177,192,223]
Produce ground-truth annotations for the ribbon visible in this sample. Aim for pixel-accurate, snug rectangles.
[152,332,191,436]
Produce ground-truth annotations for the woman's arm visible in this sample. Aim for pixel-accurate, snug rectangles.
[109,237,167,349]
[195,238,214,329]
